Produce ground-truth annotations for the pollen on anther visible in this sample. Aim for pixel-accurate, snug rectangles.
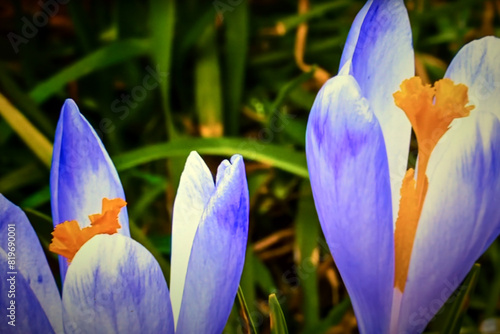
[49,198,126,263]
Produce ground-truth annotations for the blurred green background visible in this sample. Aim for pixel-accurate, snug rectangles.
[0,0,499,333]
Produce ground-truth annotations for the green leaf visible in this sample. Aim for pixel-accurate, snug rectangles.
[439,264,481,334]
[237,286,258,334]
[0,163,45,193]
[113,138,308,178]
[29,39,150,104]
[295,181,320,330]
[252,250,277,294]
[270,69,315,114]
[19,186,51,209]
[269,293,289,334]
[485,241,500,317]
[277,1,351,31]
[303,299,351,334]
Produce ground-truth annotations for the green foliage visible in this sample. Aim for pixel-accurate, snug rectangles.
[269,294,289,334]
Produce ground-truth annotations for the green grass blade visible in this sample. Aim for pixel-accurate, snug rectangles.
[270,69,315,114]
[0,94,53,167]
[440,264,481,334]
[295,182,320,330]
[0,163,45,193]
[237,285,258,334]
[112,138,308,178]
[224,1,248,135]
[195,23,223,137]
[0,63,54,135]
[149,0,176,138]
[278,1,351,32]
[29,38,150,104]
[269,293,289,334]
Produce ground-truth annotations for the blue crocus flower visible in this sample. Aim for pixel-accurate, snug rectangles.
[0,99,249,334]
[306,1,500,333]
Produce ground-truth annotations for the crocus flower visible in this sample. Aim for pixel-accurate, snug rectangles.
[306,1,500,333]
[0,99,249,333]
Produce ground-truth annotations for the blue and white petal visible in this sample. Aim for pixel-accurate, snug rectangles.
[0,249,56,333]
[51,99,129,281]
[339,0,372,71]
[398,112,500,333]
[345,0,414,222]
[176,155,249,334]
[0,195,62,333]
[170,151,215,327]
[306,75,394,334]
[62,234,174,334]
[445,36,500,118]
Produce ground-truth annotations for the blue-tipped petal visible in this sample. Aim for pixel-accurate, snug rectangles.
[397,112,500,334]
[0,249,55,333]
[347,0,414,222]
[339,0,372,71]
[176,155,249,334]
[170,151,215,327]
[62,234,174,334]
[0,195,63,333]
[306,75,394,334]
[51,99,129,282]
[445,36,500,118]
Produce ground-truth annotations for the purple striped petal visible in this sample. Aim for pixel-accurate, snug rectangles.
[445,36,500,118]
[397,112,500,333]
[51,99,129,282]
[176,155,249,334]
[62,234,173,334]
[0,195,62,333]
[306,75,394,334]
[347,0,414,222]
[170,151,215,327]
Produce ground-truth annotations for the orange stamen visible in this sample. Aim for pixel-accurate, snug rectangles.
[393,77,473,292]
[49,198,126,263]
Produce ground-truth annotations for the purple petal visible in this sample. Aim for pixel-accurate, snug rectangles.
[397,112,500,333]
[339,0,372,71]
[0,249,55,333]
[347,0,414,222]
[445,36,500,118]
[0,195,62,333]
[62,234,174,334]
[306,75,394,334]
[176,155,249,334]
[51,99,129,282]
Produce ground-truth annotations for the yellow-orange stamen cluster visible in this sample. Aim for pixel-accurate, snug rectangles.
[49,198,127,263]
[393,77,473,292]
